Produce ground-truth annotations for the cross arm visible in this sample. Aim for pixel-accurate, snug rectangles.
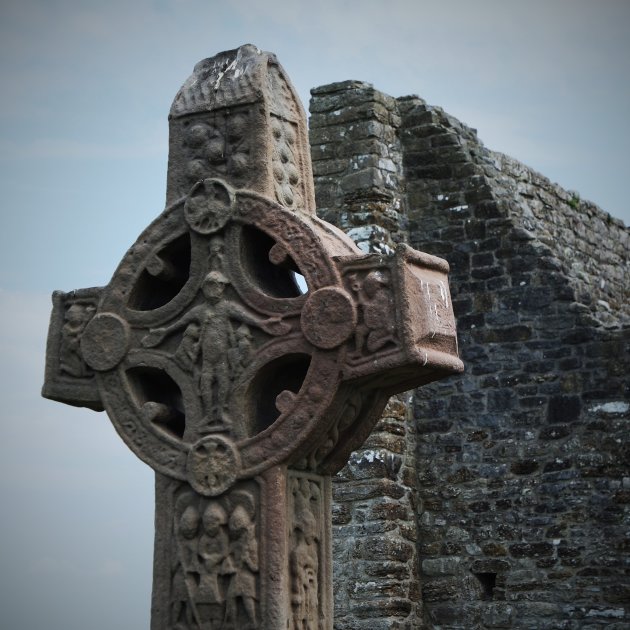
[42,287,105,411]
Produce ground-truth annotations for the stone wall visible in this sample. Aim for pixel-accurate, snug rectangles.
[310,81,408,254]
[309,82,629,629]
[310,82,422,628]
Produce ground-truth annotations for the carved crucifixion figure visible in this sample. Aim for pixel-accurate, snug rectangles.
[42,45,463,629]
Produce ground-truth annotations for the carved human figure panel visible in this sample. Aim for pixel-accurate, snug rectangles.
[141,267,289,433]
[172,504,202,628]
[289,475,323,630]
[59,302,96,377]
[348,269,398,358]
[223,504,259,628]
[170,484,259,629]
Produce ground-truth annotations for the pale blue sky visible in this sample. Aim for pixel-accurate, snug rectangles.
[1,1,628,628]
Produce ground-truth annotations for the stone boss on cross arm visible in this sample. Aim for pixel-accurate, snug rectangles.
[43,45,463,630]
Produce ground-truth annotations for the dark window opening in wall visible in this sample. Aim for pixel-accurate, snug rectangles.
[473,572,497,600]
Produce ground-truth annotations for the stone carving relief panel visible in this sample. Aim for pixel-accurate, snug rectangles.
[266,62,311,212]
[288,472,325,630]
[170,481,260,630]
[42,287,103,410]
[271,116,302,210]
[59,297,96,378]
[343,266,400,364]
[139,225,290,440]
[176,106,261,194]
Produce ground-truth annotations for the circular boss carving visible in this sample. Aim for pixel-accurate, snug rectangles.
[300,287,357,349]
[186,434,240,496]
[184,178,234,234]
[81,313,130,371]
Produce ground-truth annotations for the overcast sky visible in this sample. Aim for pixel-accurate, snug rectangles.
[1,1,628,628]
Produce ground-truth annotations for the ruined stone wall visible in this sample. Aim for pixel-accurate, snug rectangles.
[310,82,629,629]
[492,153,629,327]
[310,81,422,629]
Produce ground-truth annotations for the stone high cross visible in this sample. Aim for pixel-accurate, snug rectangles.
[43,45,463,630]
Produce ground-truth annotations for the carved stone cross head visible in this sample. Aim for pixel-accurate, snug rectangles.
[43,45,462,630]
